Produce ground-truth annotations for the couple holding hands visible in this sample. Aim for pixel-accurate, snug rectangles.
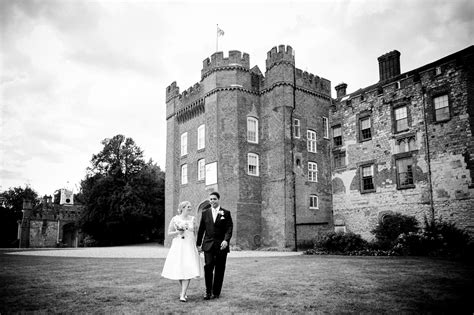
[161,192,233,302]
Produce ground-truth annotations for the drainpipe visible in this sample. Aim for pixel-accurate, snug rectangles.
[421,86,435,220]
[291,50,298,251]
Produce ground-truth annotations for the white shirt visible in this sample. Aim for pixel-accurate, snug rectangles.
[212,206,220,222]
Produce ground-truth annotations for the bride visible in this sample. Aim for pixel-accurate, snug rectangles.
[161,201,203,302]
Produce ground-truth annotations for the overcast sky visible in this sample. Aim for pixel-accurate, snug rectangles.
[1,0,473,196]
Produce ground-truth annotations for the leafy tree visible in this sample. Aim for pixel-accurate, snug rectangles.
[79,135,165,245]
[0,186,39,247]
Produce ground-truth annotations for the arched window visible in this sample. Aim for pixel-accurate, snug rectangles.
[197,125,205,150]
[247,117,258,143]
[180,132,188,156]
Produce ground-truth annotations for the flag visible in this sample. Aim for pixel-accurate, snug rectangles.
[217,26,224,37]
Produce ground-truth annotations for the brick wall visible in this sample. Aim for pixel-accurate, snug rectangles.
[332,46,474,238]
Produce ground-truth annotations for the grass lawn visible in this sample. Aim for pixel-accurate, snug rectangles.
[1,250,473,313]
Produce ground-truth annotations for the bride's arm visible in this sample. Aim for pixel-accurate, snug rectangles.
[167,217,182,238]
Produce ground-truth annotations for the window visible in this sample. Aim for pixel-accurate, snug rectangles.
[333,151,346,169]
[359,116,372,141]
[332,125,342,146]
[307,130,317,153]
[394,106,408,132]
[308,162,318,182]
[293,119,300,138]
[181,164,188,185]
[434,94,450,122]
[247,117,258,143]
[180,132,188,156]
[309,195,319,209]
[360,165,375,193]
[197,125,205,150]
[197,159,205,181]
[323,117,329,139]
[248,153,259,176]
[396,157,414,189]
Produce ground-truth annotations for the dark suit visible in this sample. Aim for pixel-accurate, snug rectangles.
[196,207,233,296]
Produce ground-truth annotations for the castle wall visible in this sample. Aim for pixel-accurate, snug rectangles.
[331,47,474,239]
[29,220,58,247]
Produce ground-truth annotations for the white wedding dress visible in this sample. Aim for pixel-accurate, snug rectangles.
[161,215,203,280]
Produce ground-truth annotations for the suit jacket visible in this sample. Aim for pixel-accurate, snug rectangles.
[196,207,233,253]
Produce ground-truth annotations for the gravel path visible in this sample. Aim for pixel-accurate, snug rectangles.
[5,244,302,258]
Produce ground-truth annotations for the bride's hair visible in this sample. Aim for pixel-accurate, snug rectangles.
[177,201,191,214]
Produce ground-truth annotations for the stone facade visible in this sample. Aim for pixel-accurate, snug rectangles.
[166,45,474,249]
[19,195,83,248]
[165,45,333,249]
[332,46,474,239]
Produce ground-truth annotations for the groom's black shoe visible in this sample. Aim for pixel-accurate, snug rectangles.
[211,295,220,299]
[203,293,211,300]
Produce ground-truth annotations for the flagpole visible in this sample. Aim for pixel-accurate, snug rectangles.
[216,24,219,52]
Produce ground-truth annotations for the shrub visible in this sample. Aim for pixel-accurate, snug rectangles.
[313,231,368,253]
[393,217,472,258]
[371,213,419,250]
[82,235,99,247]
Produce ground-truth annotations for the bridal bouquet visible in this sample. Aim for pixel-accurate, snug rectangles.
[175,221,189,239]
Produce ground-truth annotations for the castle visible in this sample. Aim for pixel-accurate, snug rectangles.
[165,45,474,249]
[19,190,83,248]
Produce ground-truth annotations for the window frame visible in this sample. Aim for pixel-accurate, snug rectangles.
[333,150,346,169]
[247,117,259,144]
[332,125,342,147]
[395,155,415,189]
[322,117,329,139]
[293,118,301,138]
[307,130,317,153]
[433,93,450,123]
[393,105,409,133]
[360,164,375,193]
[197,125,205,150]
[180,132,188,156]
[247,153,259,176]
[308,161,318,182]
[181,164,188,185]
[358,114,372,142]
[309,195,319,209]
[197,159,205,181]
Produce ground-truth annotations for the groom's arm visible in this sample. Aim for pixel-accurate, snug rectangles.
[224,210,233,243]
[196,212,205,247]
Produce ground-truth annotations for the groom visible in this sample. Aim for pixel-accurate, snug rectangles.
[196,191,233,300]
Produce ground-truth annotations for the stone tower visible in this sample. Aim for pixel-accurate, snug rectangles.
[165,45,333,249]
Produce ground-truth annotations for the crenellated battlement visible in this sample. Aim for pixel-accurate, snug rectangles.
[295,68,331,96]
[201,50,250,78]
[166,81,180,102]
[181,82,202,100]
[266,45,294,70]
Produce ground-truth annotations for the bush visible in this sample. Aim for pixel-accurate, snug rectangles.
[392,217,473,258]
[313,231,368,254]
[81,235,99,247]
[371,213,419,250]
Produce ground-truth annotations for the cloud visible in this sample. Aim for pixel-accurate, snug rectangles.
[67,48,163,78]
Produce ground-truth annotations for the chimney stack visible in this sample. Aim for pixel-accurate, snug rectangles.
[378,50,401,81]
[335,83,348,98]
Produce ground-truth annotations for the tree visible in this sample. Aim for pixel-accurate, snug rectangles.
[0,186,39,247]
[79,135,165,245]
